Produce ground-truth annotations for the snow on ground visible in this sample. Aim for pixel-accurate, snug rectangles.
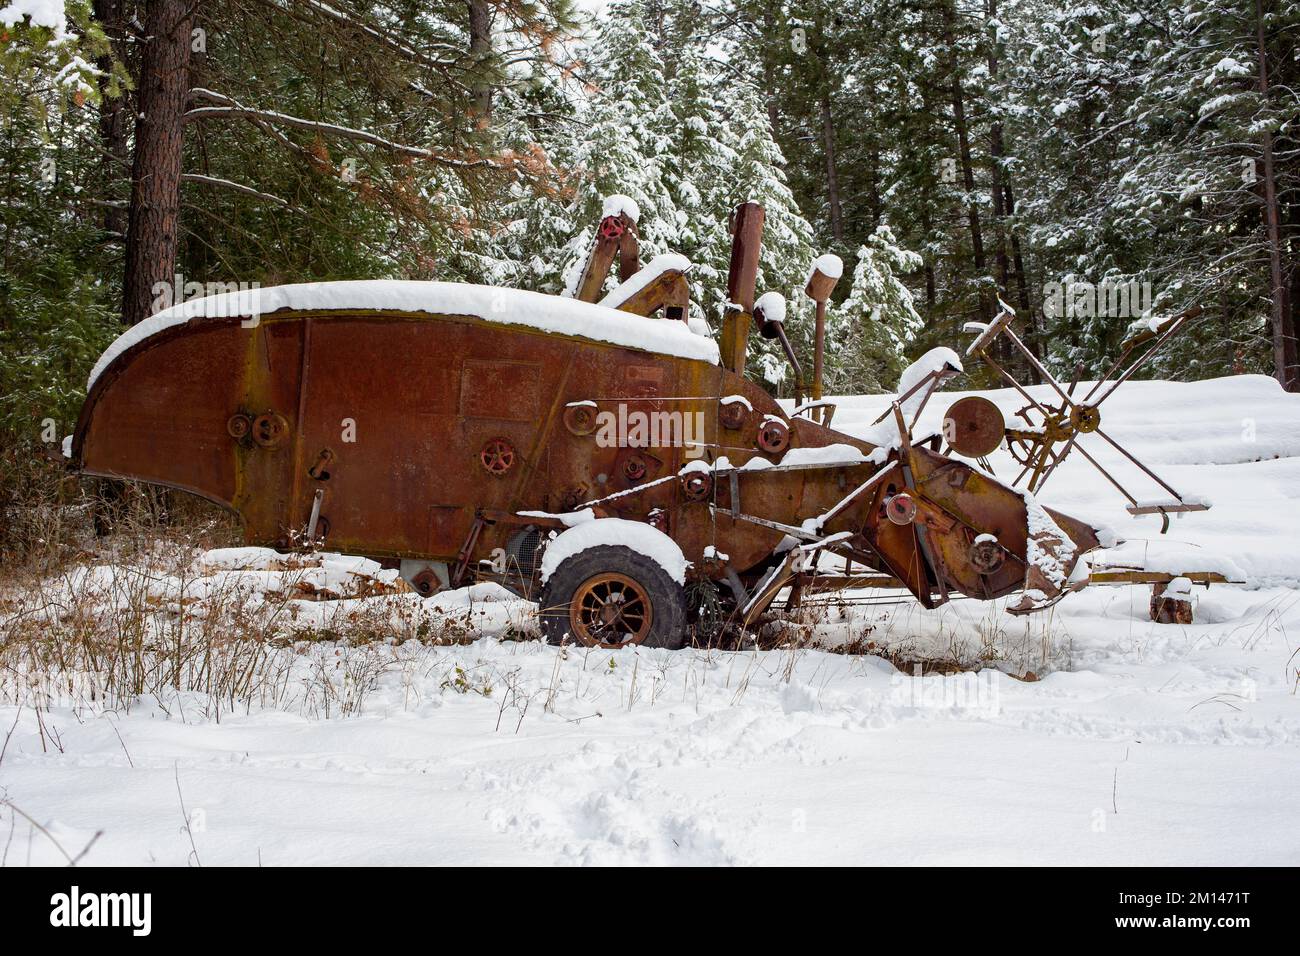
[2,376,1299,866]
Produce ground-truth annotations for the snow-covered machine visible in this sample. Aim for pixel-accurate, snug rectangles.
[71,199,1112,649]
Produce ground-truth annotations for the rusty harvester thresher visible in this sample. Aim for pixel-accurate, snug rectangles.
[70,199,1210,648]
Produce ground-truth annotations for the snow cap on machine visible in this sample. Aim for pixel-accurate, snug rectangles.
[86,280,721,391]
[805,253,844,285]
[601,194,640,224]
[540,517,688,586]
[754,291,786,323]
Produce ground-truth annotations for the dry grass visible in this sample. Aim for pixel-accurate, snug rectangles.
[0,473,512,720]
[1,463,1057,725]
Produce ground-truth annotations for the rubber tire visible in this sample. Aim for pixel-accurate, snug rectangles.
[539,544,688,649]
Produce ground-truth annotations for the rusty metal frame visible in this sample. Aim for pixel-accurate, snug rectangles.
[964,304,1210,531]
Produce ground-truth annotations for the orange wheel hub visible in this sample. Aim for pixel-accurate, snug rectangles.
[569,572,653,647]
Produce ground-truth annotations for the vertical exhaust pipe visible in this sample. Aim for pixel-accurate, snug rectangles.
[720,202,765,373]
[804,255,843,404]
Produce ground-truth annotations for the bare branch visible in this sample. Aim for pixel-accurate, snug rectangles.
[184,88,498,170]
[181,173,299,209]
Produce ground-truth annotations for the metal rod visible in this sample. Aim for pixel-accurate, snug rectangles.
[870,370,944,426]
[773,322,804,385]
[816,462,898,527]
[306,488,324,539]
[1072,440,1139,505]
[1091,311,1194,408]
[1094,427,1184,499]
[1081,344,1136,404]
[813,298,826,402]
[1066,361,1084,397]
[1034,433,1077,492]
[1002,325,1073,407]
[983,353,1055,418]
[1026,435,1056,492]
[710,505,819,541]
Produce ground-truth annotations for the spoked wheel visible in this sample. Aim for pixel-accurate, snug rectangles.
[540,545,687,649]
[569,572,653,647]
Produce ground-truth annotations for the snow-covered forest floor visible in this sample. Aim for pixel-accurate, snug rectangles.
[2,375,1298,866]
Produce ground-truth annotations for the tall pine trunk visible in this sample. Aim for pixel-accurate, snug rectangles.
[986,0,1011,303]
[468,0,493,121]
[1254,0,1296,390]
[820,89,844,243]
[122,0,193,327]
[944,0,992,324]
[985,0,1035,377]
[92,0,128,240]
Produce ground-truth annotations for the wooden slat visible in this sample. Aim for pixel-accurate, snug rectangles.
[1088,569,1237,585]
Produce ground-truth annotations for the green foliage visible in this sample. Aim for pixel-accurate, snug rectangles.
[826,224,925,394]
[0,86,119,447]
[0,0,122,117]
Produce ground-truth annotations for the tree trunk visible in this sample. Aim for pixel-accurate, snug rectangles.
[820,89,843,243]
[468,0,493,121]
[1255,0,1296,389]
[944,0,992,323]
[986,0,1012,301]
[122,0,193,327]
[1004,178,1043,384]
[920,207,937,309]
[1287,196,1299,371]
[868,143,883,230]
[92,0,128,239]
[762,10,780,132]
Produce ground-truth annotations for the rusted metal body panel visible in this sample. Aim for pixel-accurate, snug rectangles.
[73,300,1100,610]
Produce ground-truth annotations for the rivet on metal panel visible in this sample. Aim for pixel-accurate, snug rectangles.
[563,403,598,436]
[623,455,648,483]
[681,471,712,501]
[227,413,251,440]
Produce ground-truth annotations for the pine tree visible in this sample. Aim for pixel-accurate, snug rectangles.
[665,40,734,316]
[554,0,682,295]
[825,223,925,394]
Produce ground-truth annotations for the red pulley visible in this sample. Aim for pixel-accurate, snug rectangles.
[623,455,648,482]
[885,493,917,525]
[598,215,625,240]
[480,438,516,476]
